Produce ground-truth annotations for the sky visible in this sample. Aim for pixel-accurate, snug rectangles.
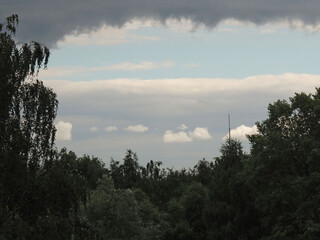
[2,1,320,168]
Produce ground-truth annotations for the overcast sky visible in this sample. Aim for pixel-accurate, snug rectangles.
[3,1,320,168]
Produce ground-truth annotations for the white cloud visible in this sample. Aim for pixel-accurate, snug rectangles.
[43,72,320,134]
[56,121,72,141]
[217,18,320,34]
[223,125,258,140]
[189,127,212,140]
[57,21,159,47]
[43,73,320,96]
[177,124,188,130]
[54,18,320,50]
[163,130,193,143]
[46,72,319,166]
[164,127,211,143]
[105,126,118,132]
[125,124,149,133]
[43,73,319,120]
[89,126,98,132]
[286,19,320,33]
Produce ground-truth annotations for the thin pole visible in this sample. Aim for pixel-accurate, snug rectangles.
[228,114,231,144]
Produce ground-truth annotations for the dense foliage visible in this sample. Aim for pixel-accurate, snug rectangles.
[1,15,320,239]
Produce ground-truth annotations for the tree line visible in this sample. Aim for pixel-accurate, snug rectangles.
[1,15,320,239]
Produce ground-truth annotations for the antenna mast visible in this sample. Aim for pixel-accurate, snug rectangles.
[228,114,231,144]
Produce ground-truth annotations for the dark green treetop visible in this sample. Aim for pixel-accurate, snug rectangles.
[0,14,58,238]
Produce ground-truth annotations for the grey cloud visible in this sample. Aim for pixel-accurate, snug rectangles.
[2,0,320,47]
[44,74,319,137]
[48,74,319,167]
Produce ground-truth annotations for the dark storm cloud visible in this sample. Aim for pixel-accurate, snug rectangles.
[2,0,320,47]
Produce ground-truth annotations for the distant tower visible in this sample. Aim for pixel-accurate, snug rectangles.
[228,114,231,145]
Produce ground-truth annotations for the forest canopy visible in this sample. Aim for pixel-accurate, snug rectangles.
[0,14,320,239]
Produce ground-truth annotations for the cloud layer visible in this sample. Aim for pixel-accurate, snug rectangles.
[3,1,320,46]
[46,73,318,166]
[223,125,258,140]
[45,73,318,147]
[42,74,319,143]
[89,126,98,132]
[43,73,319,96]
[163,127,212,143]
[125,125,149,133]
[190,127,212,140]
[57,22,159,46]
[163,130,193,143]
[105,126,118,132]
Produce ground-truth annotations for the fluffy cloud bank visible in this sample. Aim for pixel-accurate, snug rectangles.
[57,22,159,46]
[43,74,319,120]
[189,127,212,140]
[3,1,320,46]
[89,127,98,132]
[163,130,193,143]
[43,73,319,97]
[125,124,149,133]
[223,125,258,140]
[163,127,212,143]
[55,121,72,141]
[105,126,118,132]
[177,124,188,131]
[46,73,318,166]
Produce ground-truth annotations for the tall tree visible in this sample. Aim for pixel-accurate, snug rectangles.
[85,176,143,240]
[205,139,258,240]
[0,14,58,236]
[110,149,141,189]
[247,89,320,239]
